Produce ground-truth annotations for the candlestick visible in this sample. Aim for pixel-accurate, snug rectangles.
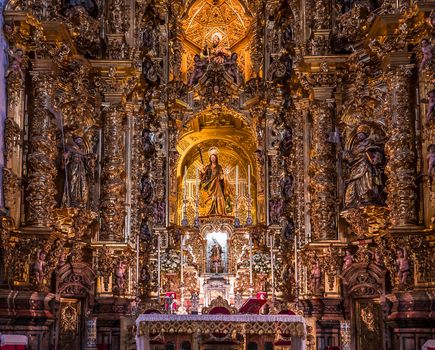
[181,165,188,227]
[136,233,139,295]
[194,167,200,228]
[184,165,187,200]
[234,165,240,227]
[294,233,299,299]
[246,164,252,225]
[178,235,187,314]
[248,164,250,192]
[180,236,184,285]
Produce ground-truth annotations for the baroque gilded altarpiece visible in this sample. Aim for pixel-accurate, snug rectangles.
[0,0,434,349]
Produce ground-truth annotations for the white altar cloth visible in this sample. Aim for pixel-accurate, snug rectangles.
[136,314,306,350]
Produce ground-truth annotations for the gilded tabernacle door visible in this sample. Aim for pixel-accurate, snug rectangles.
[355,299,383,350]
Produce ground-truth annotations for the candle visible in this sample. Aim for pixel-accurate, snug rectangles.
[180,236,184,285]
[157,234,161,300]
[246,164,252,225]
[247,164,251,197]
[136,233,139,293]
[182,165,188,226]
[236,165,239,197]
[294,235,298,298]
[270,235,275,299]
[195,167,199,214]
[183,165,187,203]
[195,167,199,200]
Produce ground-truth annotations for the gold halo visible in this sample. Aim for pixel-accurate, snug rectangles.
[211,32,222,41]
[208,147,219,157]
[355,124,371,135]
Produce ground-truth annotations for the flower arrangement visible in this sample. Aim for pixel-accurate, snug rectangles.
[252,252,271,274]
[160,250,181,273]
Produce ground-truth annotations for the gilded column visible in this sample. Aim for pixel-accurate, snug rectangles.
[309,88,336,240]
[294,99,310,245]
[27,71,57,227]
[310,0,331,56]
[100,104,126,241]
[385,63,417,227]
[3,46,26,223]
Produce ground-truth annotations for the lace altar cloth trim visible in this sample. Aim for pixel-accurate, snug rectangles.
[136,314,306,337]
[136,314,304,323]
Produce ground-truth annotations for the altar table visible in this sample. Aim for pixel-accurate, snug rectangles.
[136,314,306,350]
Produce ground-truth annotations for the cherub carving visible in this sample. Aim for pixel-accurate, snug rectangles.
[189,54,207,86]
[420,38,434,71]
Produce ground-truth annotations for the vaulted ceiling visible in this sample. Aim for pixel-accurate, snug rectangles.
[181,0,253,49]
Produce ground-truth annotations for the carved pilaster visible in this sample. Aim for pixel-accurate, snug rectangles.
[384,64,417,227]
[106,0,131,59]
[100,105,126,241]
[27,72,57,227]
[313,0,330,30]
[309,90,336,240]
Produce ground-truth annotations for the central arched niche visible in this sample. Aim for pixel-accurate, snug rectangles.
[172,108,257,225]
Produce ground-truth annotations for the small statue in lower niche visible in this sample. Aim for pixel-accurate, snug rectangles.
[114,260,127,292]
[33,250,46,287]
[342,249,354,271]
[396,248,410,286]
[310,261,322,294]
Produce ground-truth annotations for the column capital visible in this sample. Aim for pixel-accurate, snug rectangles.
[312,87,335,101]
[294,98,310,111]
[29,59,57,74]
[382,51,413,70]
